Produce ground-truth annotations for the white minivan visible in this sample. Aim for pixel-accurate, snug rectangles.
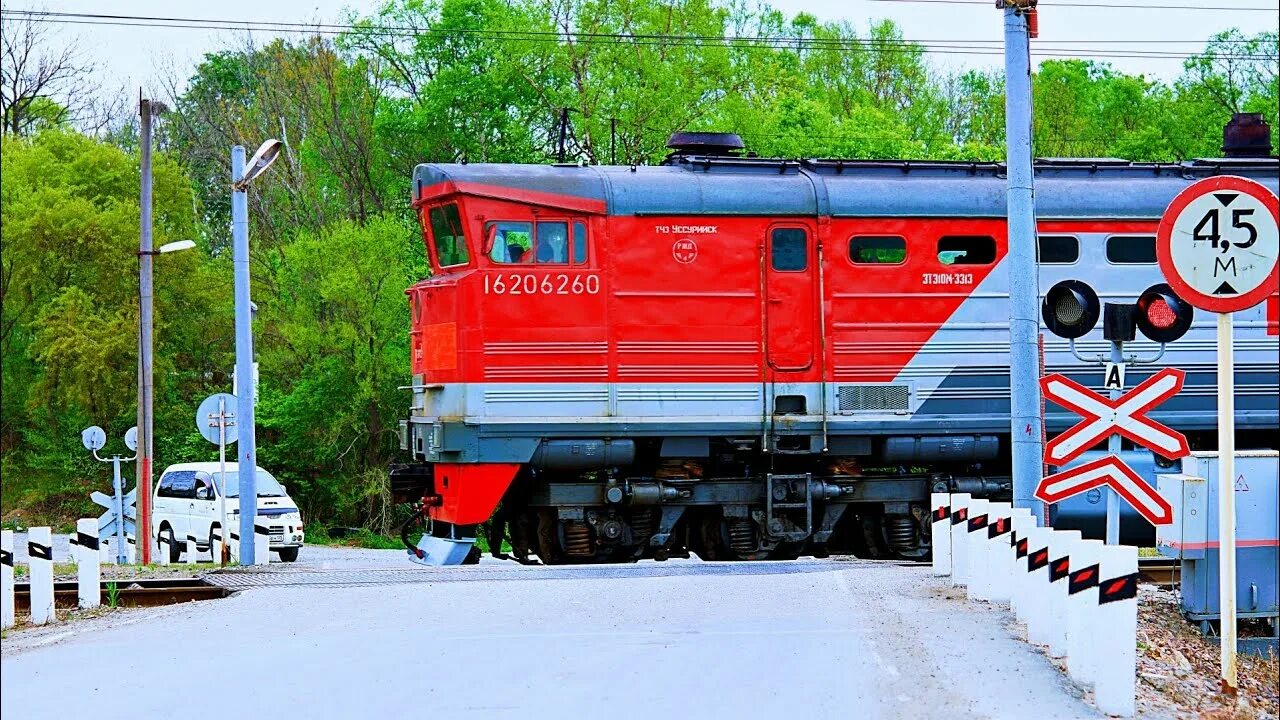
[153,462,305,562]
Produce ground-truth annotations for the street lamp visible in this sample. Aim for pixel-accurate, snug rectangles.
[231,139,282,565]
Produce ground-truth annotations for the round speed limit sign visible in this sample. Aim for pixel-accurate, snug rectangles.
[1157,175,1279,313]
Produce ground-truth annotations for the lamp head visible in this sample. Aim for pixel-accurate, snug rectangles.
[234,139,284,190]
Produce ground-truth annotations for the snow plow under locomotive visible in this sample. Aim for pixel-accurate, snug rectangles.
[391,131,1279,565]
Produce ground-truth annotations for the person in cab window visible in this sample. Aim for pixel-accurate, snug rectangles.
[536,223,568,263]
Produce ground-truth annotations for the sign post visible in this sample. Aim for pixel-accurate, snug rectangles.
[1156,174,1278,695]
[197,393,238,566]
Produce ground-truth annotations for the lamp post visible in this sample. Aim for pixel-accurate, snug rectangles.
[231,140,282,565]
[138,96,177,565]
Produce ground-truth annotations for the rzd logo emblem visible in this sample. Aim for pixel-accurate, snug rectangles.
[672,238,698,264]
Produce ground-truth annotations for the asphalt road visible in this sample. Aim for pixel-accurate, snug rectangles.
[2,549,1102,720]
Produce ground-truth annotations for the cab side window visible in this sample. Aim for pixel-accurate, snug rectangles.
[488,220,588,265]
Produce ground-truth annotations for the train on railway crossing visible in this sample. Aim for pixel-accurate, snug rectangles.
[391,126,1279,565]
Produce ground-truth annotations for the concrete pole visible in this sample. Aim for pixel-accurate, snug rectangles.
[1002,4,1044,517]
[232,145,258,566]
[137,97,155,565]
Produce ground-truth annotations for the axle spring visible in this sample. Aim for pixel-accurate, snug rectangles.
[563,521,593,557]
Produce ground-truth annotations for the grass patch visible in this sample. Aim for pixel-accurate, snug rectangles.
[305,524,401,550]
[1139,546,1163,558]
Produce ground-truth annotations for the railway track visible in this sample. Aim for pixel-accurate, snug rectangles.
[13,577,231,612]
[1138,557,1179,585]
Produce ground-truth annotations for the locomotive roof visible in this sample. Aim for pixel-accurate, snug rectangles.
[414,155,1280,220]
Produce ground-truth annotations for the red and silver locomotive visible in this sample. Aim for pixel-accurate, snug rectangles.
[393,131,1279,565]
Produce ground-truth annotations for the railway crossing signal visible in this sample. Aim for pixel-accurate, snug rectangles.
[1035,368,1190,527]
[1034,455,1173,526]
[1040,368,1191,466]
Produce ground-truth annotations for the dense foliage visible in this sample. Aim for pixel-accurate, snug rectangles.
[2,0,1276,530]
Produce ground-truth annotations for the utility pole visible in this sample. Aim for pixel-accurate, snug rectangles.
[137,95,155,565]
[231,145,258,565]
[1000,0,1044,517]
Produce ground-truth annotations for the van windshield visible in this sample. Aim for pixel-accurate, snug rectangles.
[212,469,286,498]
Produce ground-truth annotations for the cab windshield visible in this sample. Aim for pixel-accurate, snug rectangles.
[213,469,287,498]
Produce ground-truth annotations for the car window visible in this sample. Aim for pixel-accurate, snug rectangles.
[938,236,996,265]
[1106,235,1156,264]
[1038,235,1079,264]
[213,469,287,498]
[850,236,906,264]
[771,228,808,271]
[158,471,197,499]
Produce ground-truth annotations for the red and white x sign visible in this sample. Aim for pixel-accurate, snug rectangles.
[1041,368,1191,466]
[1035,455,1174,525]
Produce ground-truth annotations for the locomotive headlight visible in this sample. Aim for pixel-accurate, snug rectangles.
[1041,280,1100,339]
[1135,283,1194,343]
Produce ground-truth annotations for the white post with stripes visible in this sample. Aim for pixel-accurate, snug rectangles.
[1046,529,1082,658]
[186,535,198,566]
[1,530,14,629]
[966,498,991,601]
[1094,544,1139,717]
[211,527,225,565]
[156,533,170,566]
[76,519,100,610]
[984,503,1015,603]
[228,531,240,563]
[1066,538,1104,685]
[931,492,951,576]
[1008,511,1038,615]
[28,526,56,625]
[1022,527,1054,641]
[254,524,270,565]
[949,493,972,587]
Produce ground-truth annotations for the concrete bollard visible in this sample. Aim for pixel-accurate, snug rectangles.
[949,493,972,587]
[211,527,224,565]
[1066,538,1104,685]
[124,535,137,565]
[965,498,991,601]
[1008,511,1038,615]
[99,533,112,565]
[254,524,270,565]
[1022,527,1054,643]
[1093,545,1139,717]
[984,503,1015,604]
[156,533,171,566]
[1046,529,1082,658]
[186,535,198,566]
[228,531,240,562]
[76,519,101,610]
[28,526,56,625]
[1,530,14,629]
[931,492,951,576]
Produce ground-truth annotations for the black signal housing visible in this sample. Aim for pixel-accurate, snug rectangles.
[1135,283,1194,344]
[1042,280,1100,339]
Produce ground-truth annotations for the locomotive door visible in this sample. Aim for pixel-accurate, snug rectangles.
[763,225,817,374]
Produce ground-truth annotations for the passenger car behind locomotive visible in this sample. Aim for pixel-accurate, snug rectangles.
[392,131,1279,565]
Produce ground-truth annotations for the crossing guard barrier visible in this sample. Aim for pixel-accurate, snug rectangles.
[1046,529,1082,658]
[254,524,270,565]
[1,529,14,629]
[965,498,991,600]
[75,519,101,609]
[931,492,951,576]
[186,534,199,565]
[27,526,55,625]
[929,494,1142,718]
[949,493,972,588]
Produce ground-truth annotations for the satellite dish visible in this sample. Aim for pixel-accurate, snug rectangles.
[124,426,139,452]
[81,426,107,452]
[196,393,239,445]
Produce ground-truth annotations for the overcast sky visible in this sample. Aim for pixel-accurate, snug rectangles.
[12,0,1279,99]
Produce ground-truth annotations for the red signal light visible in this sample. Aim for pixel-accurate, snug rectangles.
[1135,283,1194,343]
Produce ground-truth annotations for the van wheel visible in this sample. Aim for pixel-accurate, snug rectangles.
[160,526,181,563]
[278,547,299,562]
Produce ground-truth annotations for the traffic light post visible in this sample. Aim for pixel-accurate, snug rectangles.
[1041,281,1194,544]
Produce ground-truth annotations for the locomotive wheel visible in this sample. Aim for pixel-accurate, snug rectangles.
[535,510,566,565]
